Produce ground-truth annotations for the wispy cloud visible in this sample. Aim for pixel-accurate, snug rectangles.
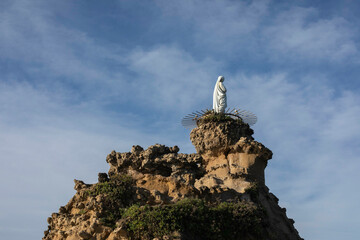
[127,46,220,111]
[0,0,127,102]
[1,0,360,239]
[0,81,171,239]
[156,0,269,55]
[228,72,360,239]
[264,7,358,62]
[156,1,359,65]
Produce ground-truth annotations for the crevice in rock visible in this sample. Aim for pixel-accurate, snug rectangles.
[224,148,231,174]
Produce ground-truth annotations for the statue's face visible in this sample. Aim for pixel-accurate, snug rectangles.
[218,76,224,82]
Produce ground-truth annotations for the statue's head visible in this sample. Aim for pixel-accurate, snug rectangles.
[218,76,224,82]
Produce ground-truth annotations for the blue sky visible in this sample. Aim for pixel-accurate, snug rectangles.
[1,0,360,239]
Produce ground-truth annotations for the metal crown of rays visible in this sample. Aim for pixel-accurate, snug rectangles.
[181,108,257,129]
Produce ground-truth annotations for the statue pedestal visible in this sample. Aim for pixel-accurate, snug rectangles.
[190,121,272,193]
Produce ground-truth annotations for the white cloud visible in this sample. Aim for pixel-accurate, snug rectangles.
[264,7,358,61]
[156,1,359,63]
[0,0,127,99]
[156,0,269,53]
[0,81,172,239]
[227,72,360,239]
[127,46,221,111]
[1,1,360,239]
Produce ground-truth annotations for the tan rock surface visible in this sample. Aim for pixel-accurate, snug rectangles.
[43,120,302,240]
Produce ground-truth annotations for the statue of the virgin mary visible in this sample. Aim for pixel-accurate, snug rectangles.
[213,76,227,113]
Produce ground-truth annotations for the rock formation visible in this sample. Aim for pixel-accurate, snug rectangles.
[43,120,302,240]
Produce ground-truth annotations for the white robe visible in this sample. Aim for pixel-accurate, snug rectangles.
[213,76,227,113]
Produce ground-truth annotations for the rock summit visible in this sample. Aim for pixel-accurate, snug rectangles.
[43,120,302,240]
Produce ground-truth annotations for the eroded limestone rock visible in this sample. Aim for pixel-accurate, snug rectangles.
[190,121,254,154]
[43,121,302,240]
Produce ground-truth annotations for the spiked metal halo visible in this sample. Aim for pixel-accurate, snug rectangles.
[181,108,257,129]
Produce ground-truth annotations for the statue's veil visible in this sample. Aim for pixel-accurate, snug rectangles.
[213,76,226,113]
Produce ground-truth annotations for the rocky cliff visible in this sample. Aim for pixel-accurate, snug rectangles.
[43,120,302,240]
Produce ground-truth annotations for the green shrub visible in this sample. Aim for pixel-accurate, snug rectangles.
[123,199,265,240]
[245,183,259,202]
[86,174,134,228]
[89,175,133,203]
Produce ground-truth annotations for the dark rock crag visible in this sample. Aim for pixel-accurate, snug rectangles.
[43,121,302,240]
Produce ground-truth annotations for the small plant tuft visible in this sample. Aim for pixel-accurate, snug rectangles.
[197,112,244,126]
[78,209,87,215]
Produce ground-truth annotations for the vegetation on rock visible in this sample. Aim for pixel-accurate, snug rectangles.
[86,174,135,228]
[83,175,266,239]
[43,123,302,240]
[122,198,265,240]
[197,111,244,126]
[245,183,260,203]
[87,175,134,201]
[82,175,266,239]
